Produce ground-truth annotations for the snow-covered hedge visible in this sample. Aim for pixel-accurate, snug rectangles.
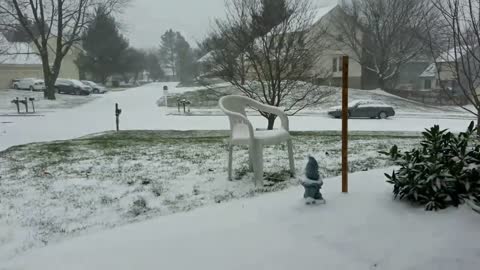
[382,122,480,211]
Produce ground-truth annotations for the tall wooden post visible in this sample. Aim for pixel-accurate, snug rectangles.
[342,56,349,193]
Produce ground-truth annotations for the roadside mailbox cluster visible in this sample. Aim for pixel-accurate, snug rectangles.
[11,97,36,114]
[177,98,192,113]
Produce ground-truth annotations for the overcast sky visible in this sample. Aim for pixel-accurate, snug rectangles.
[121,0,337,49]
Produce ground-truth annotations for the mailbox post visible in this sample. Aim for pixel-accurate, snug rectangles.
[11,98,20,113]
[115,103,122,131]
[29,98,36,113]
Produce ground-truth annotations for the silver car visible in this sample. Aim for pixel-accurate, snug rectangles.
[81,80,108,94]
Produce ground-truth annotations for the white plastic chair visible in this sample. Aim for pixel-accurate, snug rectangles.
[219,95,295,186]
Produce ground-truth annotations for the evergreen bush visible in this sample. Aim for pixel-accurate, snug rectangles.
[381,122,480,211]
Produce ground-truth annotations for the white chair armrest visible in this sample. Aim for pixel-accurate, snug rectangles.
[248,100,289,130]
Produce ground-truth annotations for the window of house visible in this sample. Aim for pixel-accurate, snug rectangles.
[424,79,432,89]
[332,56,343,72]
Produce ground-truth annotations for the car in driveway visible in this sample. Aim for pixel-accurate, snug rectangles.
[81,80,108,94]
[12,78,46,91]
[55,79,92,96]
[328,100,396,119]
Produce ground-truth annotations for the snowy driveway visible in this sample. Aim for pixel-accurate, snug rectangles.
[0,83,475,151]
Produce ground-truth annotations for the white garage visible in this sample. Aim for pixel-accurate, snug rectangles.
[0,36,43,89]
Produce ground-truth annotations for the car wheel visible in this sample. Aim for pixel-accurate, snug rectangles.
[75,89,81,95]
[378,112,388,119]
[93,89,99,94]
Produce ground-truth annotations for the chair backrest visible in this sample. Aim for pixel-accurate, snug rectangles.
[219,95,251,116]
[219,95,255,140]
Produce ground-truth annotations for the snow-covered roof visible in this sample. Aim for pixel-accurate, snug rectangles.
[197,51,214,64]
[436,47,469,63]
[0,34,42,65]
[312,4,338,24]
[420,63,437,78]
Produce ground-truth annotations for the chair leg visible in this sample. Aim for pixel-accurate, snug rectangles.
[228,144,233,181]
[287,139,295,177]
[251,142,264,187]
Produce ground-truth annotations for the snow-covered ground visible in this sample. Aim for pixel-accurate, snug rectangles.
[1,83,478,268]
[0,89,99,113]
[0,83,475,151]
[0,130,420,261]
[3,168,479,270]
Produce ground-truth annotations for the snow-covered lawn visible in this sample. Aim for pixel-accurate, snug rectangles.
[0,130,420,261]
[3,168,479,270]
[0,83,476,152]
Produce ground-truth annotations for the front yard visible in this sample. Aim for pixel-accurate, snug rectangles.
[0,130,420,260]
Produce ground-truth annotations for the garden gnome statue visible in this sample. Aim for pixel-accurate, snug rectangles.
[301,156,325,205]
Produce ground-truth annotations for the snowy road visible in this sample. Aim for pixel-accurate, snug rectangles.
[0,83,475,151]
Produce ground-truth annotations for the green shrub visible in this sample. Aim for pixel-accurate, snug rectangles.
[381,122,480,211]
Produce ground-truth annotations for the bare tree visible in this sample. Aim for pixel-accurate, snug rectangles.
[0,5,11,59]
[429,0,480,135]
[333,0,433,89]
[206,0,332,130]
[0,0,128,100]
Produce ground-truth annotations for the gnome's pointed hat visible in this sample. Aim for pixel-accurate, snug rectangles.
[305,156,320,181]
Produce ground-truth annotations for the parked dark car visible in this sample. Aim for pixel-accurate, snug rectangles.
[55,79,92,95]
[328,100,396,119]
[81,80,108,94]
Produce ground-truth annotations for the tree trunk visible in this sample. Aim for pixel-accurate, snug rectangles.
[41,59,56,100]
[267,114,277,130]
[378,77,386,90]
[44,75,56,100]
[477,109,480,137]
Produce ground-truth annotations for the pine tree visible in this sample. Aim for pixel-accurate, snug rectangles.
[175,33,195,83]
[78,8,129,83]
[159,29,178,78]
[159,30,196,83]
[145,52,164,81]
[252,0,290,36]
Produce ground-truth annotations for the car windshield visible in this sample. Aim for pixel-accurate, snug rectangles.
[348,100,367,107]
[82,81,95,86]
[71,80,86,87]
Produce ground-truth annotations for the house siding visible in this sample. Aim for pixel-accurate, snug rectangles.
[1,38,81,89]
[0,65,43,89]
[308,6,365,89]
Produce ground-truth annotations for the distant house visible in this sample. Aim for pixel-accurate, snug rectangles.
[309,5,431,90]
[418,48,469,92]
[307,5,367,89]
[0,33,81,89]
[162,66,176,82]
[0,34,43,89]
[419,63,438,90]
